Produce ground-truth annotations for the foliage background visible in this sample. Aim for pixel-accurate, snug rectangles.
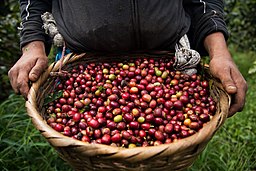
[225,0,256,51]
[0,0,20,100]
[0,0,255,171]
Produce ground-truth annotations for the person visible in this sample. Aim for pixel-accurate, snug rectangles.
[8,0,247,117]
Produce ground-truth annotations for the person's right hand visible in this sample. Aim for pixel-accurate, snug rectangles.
[8,41,48,99]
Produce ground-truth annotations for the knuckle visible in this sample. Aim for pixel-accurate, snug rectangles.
[8,67,16,77]
[16,81,24,89]
[235,97,246,112]
[8,69,12,76]
[16,81,28,94]
[17,77,27,88]
[41,58,49,67]
[36,57,48,69]
[222,79,234,88]
[238,78,248,92]
[237,105,244,112]
[32,67,41,75]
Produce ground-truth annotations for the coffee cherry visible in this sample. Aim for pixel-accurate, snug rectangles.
[45,57,216,148]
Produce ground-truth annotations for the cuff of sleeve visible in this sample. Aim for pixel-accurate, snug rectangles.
[196,24,229,56]
[20,21,52,55]
[189,12,230,56]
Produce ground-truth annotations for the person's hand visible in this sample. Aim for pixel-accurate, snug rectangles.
[8,41,48,99]
[209,55,247,117]
[204,32,248,117]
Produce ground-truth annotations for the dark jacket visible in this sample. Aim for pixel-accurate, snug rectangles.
[19,0,229,55]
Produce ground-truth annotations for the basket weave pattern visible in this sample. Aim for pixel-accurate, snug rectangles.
[26,53,230,171]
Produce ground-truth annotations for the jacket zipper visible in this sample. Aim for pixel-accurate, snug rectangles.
[131,0,141,49]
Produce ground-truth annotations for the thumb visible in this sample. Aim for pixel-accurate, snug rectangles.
[29,58,48,82]
[220,69,237,94]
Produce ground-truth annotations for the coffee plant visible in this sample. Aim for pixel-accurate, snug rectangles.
[225,0,256,51]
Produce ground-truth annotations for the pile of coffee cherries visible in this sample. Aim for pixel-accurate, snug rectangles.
[45,56,216,148]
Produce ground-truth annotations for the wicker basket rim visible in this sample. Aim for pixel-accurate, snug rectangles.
[26,52,231,162]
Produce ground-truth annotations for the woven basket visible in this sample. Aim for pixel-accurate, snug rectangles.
[26,52,230,171]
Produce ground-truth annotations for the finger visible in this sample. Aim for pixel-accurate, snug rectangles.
[228,79,248,117]
[228,69,248,117]
[8,68,19,94]
[219,67,237,94]
[29,58,48,82]
[17,71,30,99]
[228,94,246,117]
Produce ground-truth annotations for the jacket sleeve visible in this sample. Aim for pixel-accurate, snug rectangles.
[183,0,229,56]
[19,0,52,53]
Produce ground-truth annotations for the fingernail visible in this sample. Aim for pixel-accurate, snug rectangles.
[227,85,237,92]
[30,73,37,80]
[31,73,37,77]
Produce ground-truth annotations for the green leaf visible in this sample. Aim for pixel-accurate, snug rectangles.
[248,61,256,74]
[43,90,63,105]
[98,85,105,92]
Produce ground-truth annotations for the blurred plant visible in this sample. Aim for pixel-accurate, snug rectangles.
[225,0,256,51]
[0,0,21,100]
[248,61,256,74]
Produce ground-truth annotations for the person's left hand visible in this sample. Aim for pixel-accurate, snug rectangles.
[209,54,248,117]
[204,32,248,117]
